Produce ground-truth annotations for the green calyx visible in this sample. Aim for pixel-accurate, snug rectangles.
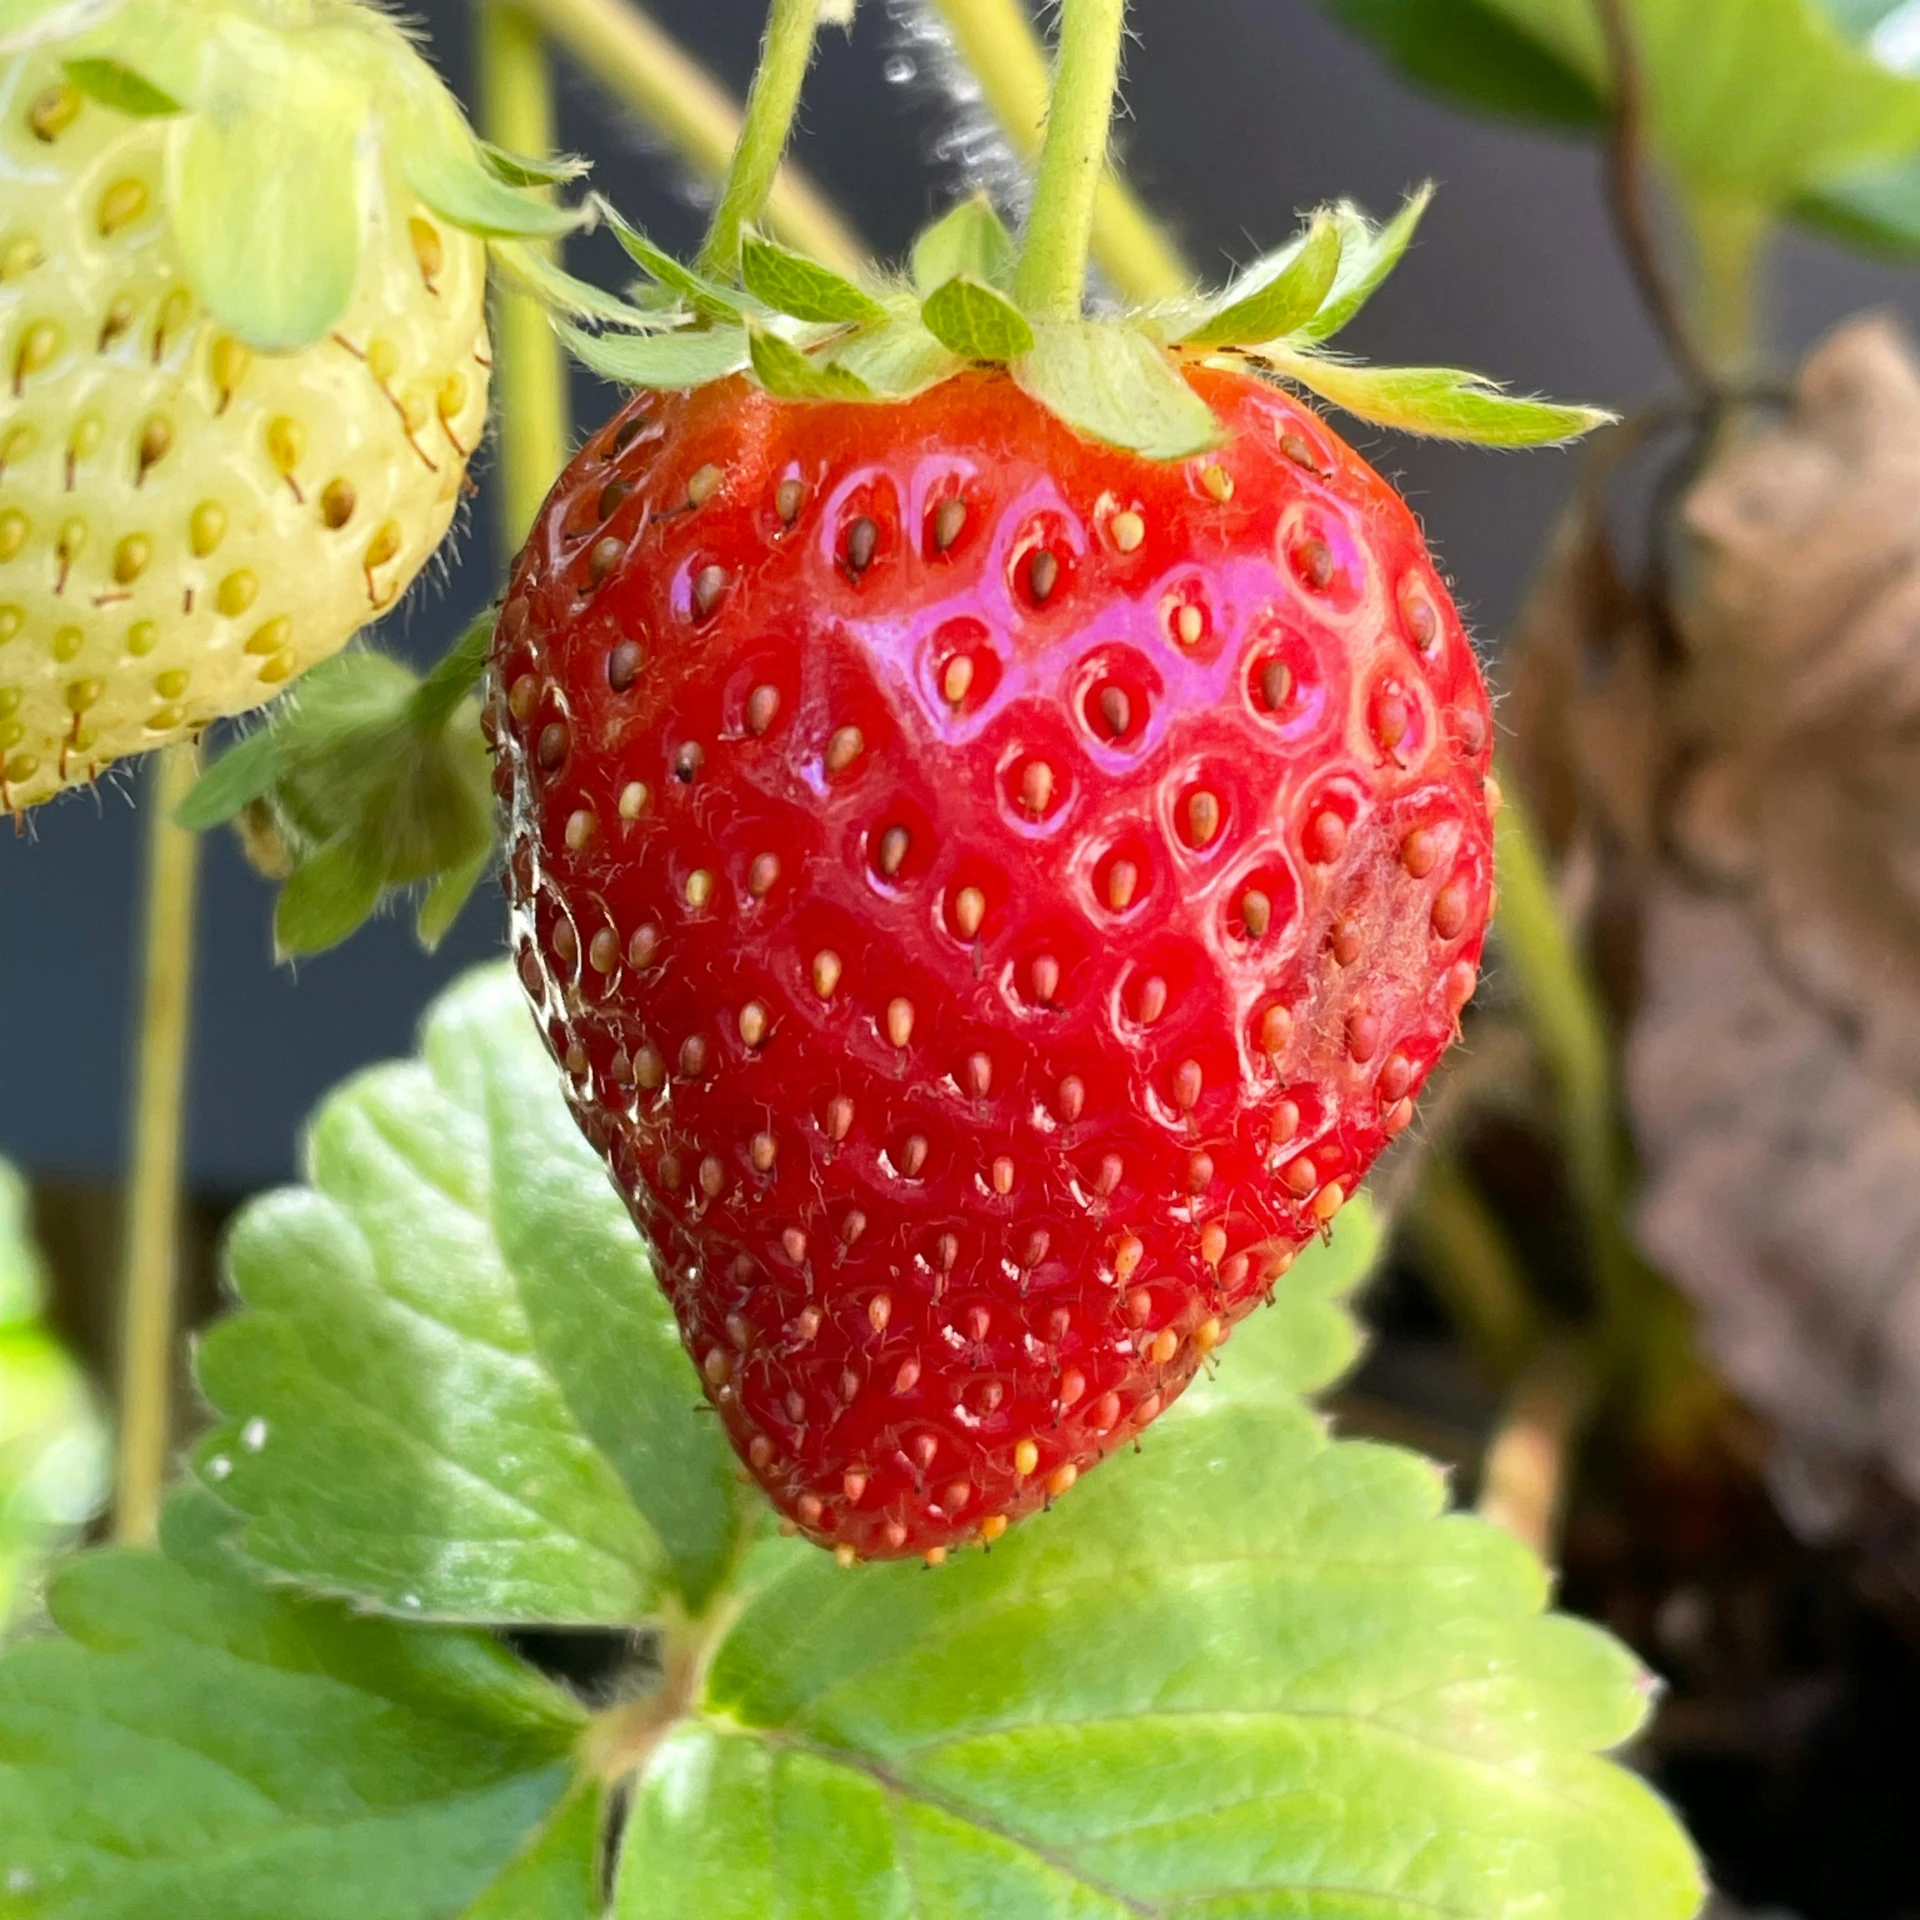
[16,0,590,352]
[560,184,1615,455]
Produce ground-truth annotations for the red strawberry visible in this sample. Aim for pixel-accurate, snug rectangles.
[491,362,1494,1561]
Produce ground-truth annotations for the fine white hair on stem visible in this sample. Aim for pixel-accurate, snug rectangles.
[884,0,1031,228]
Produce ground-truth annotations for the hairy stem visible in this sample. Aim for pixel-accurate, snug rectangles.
[1012,0,1131,317]
[696,0,825,280]
[112,744,201,1545]
[921,0,1187,304]
[507,0,863,272]
[478,2,571,549]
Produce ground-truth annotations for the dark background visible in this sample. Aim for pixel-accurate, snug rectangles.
[3,0,1913,1192]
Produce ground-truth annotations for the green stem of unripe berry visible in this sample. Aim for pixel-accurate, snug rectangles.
[1012,0,1132,319]
[696,0,826,281]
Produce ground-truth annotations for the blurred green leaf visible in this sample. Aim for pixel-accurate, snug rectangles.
[0,1493,586,1920]
[194,968,744,1623]
[0,1162,107,1634]
[1016,323,1222,458]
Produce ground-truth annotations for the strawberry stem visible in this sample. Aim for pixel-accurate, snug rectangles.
[112,743,201,1545]
[478,2,571,544]
[1012,0,1131,319]
[503,0,864,273]
[922,0,1187,304]
[696,0,826,281]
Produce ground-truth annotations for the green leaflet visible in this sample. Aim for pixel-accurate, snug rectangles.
[1308,185,1435,342]
[1266,348,1618,444]
[1179,212,1344,348]
[0,1163,107,1633]
[193,967,744,1622]
[1016,323,1221,459]
[559,321,751,388]
[0,1492,586,1920]
[740,229,888,325]
[920,274,1036,361]
[616,1269,1702,1920]
[458,1785,604,1920]
[910,192,1019,294]
[748,322,873,401]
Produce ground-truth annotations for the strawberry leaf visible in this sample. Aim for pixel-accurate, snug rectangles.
[615,1275,1701,1919]
[919,274,1036,361]
[910,192,1019,295]
[739,229,888,325]
[747,322,873,400]
[1305,184,1435,342]
[0,1491,592,1918]
[192,967,746,1623]
[0,1161,107,1633]
[1178,211,1344,348]
[559,321,750,387]
[1265,348,1617,444]
[1016,323,1221,459]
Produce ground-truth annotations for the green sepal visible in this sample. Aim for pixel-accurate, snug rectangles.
[919,274,1036,361]
[1306,184,1435,342]
[598,199,746,323]
[910,192,1018,294]
[1264,346,1617,444]
[63,54,181,115]
[181,620,498,960]
[740,228,888,325]
[1016,322,1221,459]
[479,139,591,188]
[493,239,659,329]
[1179,210,1345,348]
[748,321,873,400]
[169,58,362,351]
[829,314,962,397]
[390,67,583,241]
[560,320,751,387]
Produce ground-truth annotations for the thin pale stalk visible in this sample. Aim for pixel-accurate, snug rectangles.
[1011,0,1130,317]
[921,0,1187,303]
[112,743,201,1545]
[695,0,824,279]
[1477,1343,1592,1559]
[478,3,571,548]
[1404,1152,1541,1383]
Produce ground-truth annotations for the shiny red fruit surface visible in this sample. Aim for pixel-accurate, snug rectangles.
[490,363,1495,1560]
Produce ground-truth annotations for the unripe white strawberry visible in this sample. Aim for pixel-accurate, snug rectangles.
[0,0,575,810]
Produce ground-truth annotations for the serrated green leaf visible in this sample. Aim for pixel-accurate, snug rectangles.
[194,965,744,1622]
[560,320,750,388]
[1182,212,1345,348]
[1268,348,1616,444]
[739,229,887,325]
[1016,323,1221,459]
[919,274,1036,361]
[829,314,962,397]
[1307,184,1435,342]
[63,55,179,114]
[910,192,1018,294]
[493,239,659,329]
[0,1493,586,1919]
[596,200,744,321]
[747,322,873,401]
[0,1163,107,1633]
[170,79,360,350]
[458,1784,603,1920]
[616,1250,1702,1919]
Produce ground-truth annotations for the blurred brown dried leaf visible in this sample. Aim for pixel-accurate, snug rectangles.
[1505,315,1920,1545]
